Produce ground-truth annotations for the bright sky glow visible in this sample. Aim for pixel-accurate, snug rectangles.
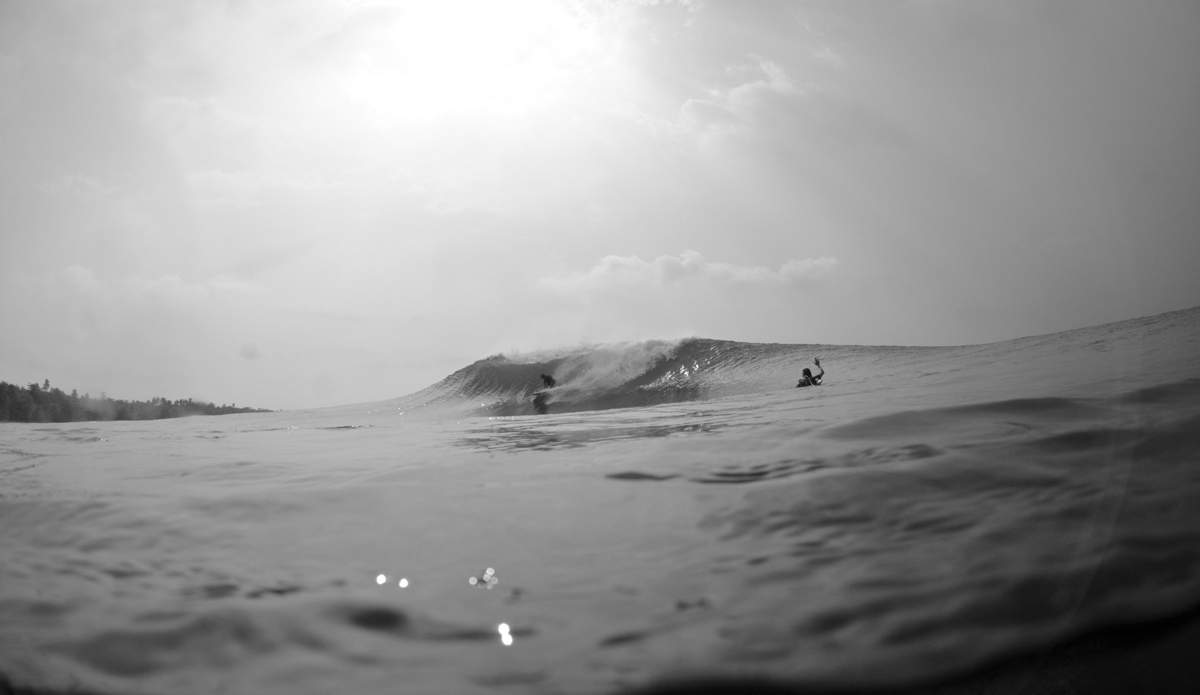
[379,1,598,120]
[1,0,1197,409]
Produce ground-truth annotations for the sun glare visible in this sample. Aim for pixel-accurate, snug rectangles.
[362,0,598,120]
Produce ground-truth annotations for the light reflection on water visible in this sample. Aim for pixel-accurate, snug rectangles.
[469,567,499,588]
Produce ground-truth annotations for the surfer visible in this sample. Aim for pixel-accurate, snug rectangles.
[533,373,556,414]
[796,358,824,387]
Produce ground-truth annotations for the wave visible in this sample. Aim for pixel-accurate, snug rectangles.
[398,338,799,416]
[389,305,1200,417]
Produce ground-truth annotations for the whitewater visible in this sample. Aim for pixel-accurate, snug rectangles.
[2,306,1199,694]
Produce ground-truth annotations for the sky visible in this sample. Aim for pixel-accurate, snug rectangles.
[1,0,1198,410]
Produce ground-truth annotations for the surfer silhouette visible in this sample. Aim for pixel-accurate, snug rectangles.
[533,373,556,413]
[796,357,824,387]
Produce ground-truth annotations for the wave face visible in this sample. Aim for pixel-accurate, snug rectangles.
[409,339,760,415]
[399,303,1200,417]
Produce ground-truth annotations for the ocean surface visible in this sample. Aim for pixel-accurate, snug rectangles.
[3,307,1200,694]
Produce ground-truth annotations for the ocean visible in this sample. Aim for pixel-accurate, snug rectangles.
[2,306,1200,694]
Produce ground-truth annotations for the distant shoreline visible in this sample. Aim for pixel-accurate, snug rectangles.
[0,380,271,423]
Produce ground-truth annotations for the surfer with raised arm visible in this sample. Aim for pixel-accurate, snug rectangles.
[796,357,824,388]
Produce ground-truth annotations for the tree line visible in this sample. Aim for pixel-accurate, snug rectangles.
[0,379,271,423]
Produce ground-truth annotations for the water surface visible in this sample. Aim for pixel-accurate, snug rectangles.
[2,307,1199,694]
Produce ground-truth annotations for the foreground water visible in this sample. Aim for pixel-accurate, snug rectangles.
[2,307,1200,694]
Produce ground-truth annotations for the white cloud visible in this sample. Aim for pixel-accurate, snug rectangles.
[39,175,119,201]
[142,95,264,171]
[63,265,104,293]
[779,257,840,282]
[614,58,801,147]
[541,250,836,294]
[186,169,338,209]
[813,46,844,69]
[61,266,261,307]
[613,38,909,165]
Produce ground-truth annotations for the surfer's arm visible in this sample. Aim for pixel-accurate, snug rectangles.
[813,364,825,379]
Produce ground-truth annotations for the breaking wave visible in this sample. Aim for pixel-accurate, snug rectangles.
[398,338,754,415]
[392,304,1200,418]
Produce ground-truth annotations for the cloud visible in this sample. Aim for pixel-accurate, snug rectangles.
[62,266,261,307]
[142,95,264,172]
[63,265,104,293]
[541,250,837,294]
[616,58,803,147]
[39,174,119,201]
[186,169,338,209]
[813,46,844,69]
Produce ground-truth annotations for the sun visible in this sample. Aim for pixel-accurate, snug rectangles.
[348,0,601,121]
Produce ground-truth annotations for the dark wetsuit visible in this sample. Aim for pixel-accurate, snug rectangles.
[534,374,556,413]
[796,365,824,388]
